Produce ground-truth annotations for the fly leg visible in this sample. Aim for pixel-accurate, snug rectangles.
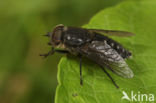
[40,47,69,58]
[101,67,119,88]
[39,47,55,58]
[55,50,69,54]
[79,55,83,86]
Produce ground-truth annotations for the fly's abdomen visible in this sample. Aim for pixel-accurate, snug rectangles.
[94,33,132,59]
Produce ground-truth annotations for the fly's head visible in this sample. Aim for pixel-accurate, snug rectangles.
[45,24,67,49]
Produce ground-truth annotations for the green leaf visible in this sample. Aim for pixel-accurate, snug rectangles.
[55,1,156,103]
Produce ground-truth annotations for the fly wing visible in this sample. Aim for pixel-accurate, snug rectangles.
[88,29,134,37]
[79,41,134,78]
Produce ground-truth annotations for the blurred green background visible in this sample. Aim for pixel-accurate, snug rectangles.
[0,0,124,103]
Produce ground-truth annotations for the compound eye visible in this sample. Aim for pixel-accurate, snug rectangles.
[52,30,62,45]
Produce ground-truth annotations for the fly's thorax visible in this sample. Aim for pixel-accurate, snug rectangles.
[61,27,94,48]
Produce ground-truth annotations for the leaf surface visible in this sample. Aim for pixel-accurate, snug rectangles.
[55,1,156,103]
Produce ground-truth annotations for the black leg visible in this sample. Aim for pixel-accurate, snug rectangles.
[79,55,83,85]
[55,50,69,54]
[40,48,69,58]
[39,47,55,58]
[101,67,119,89]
